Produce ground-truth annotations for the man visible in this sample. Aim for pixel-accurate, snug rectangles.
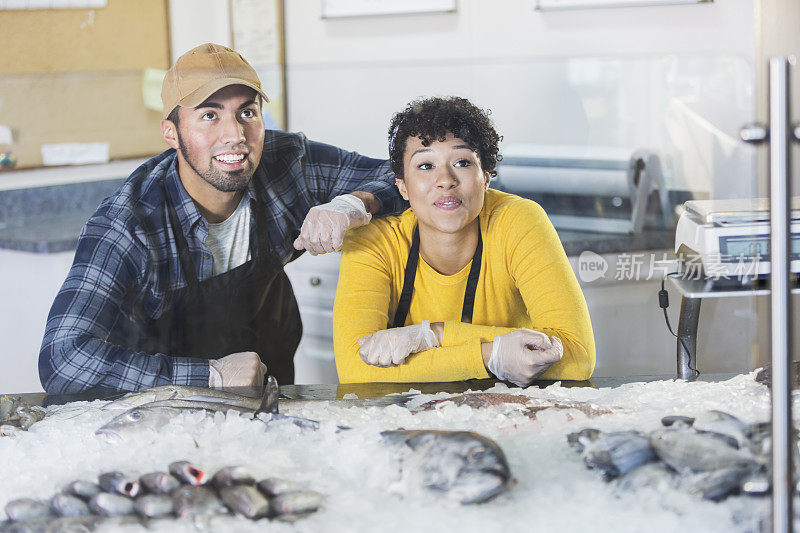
[38,44,404,394]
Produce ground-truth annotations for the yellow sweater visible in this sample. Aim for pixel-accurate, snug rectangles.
[333,188,595,383]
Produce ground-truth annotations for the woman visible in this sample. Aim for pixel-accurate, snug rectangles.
[333,96,595,385]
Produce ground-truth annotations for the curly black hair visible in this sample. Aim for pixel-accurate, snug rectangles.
[388,96,502,180]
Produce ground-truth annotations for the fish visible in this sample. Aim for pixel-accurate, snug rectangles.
[256,478,302,497]
[133,494,174,519]
[613,462,679,492]
[211,466,255,488]
[580,431,656,479]
[171,486,227,518]
[0,396,18,421]
[64,481,101,501]
[0,517,53,533]
[139,472,181,494]
[649,428,759,474]
[269,491,325,517]
[566,428,602,453]
[0,397,45,433]
[416,393,613,420]
[42,514,103,532]
[4,499,51,522]
[219,485,270,519]
[49,494,89,517]
[97,472,139,498]
[380,430,512,505]
[691,410,749,449]
[87,493,134,517]
[169,461,207,486]
[106,383,414,411]
[688,465,761,501]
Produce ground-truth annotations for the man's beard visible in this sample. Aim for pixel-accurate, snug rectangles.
[178,132,254,193]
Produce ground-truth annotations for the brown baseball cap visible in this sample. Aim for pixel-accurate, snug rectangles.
[161,43,269,120]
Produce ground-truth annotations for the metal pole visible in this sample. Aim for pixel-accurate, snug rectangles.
[770,56,793,533]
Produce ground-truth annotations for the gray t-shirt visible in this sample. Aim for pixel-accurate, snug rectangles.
[205,195,251,276]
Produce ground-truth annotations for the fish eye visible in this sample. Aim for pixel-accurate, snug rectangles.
[468,446,486,460]
[128,411,142,421]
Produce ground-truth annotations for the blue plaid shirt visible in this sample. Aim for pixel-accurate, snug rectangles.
[39,130,404,394]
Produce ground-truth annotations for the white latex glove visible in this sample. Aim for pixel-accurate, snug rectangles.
[487,329,563,387]
[293,194,372,256]
[357,321,440,367]
[208,351,267,388]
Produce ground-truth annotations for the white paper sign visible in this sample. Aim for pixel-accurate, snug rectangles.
[0,125,13,145]
[41,142,110,166]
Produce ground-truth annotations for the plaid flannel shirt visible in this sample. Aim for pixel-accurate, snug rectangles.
[39,130,404,394]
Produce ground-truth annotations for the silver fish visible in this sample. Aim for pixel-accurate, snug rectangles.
[613,462,679,492]
[649,428,758,474]
[219,485,270,519]
[256,478,302,497]
[171,486,227,518]
[87,493,134,517]
[211,466,255,488]
[1,518,52,532]
[97,472,139,498]
[64,481,101,501]
[169,461,207,486]
[269,491,324,517]
[581,431,656,479]
[133,494,174,519]
[381,430,511,505]
[688,465,760,501]
[49,494,90,517]
[139,472,181,494]
[691,410,749,449]
[4,498,51,522]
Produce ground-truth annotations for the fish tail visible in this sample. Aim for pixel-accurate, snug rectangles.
[255,376,279,416]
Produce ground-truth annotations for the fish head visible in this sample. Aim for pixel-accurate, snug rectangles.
[95,406,177,442]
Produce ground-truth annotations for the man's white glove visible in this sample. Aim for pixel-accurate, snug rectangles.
[357,321,440,367]
[208,351,267,388]
[293,194,372,256]
[487,329,563,387]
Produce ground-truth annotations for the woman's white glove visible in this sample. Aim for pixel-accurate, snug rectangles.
[293,194,372,255]
[357,321,440,367]
[208,351,267,388]
[487,329,563,387]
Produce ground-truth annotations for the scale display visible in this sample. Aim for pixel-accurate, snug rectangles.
[719,234,800,262]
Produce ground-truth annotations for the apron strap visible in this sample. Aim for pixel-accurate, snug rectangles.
[390,224,483,328]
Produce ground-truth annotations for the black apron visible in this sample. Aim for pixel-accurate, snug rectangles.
[113,185,302,384]
[390,225,482,328]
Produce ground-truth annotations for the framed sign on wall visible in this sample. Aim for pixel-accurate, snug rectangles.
[535,0,711,10]
[321,0,456,19]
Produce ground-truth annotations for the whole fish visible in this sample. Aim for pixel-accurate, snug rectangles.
[88,493,134,517]
[416,393,612,419]
[106,384,414,411]
[49,494,90,517]
[4,499,51,522]
[171,486,227,518]
[649,428,759,474]
[211,466,255,488]
[97,472,139,498]
[64,481,101,501]
[133,494,174,519]
[688,465,760,501]
[580,431,656,479]
[169,461,207,486]
[42,515,103,532]
[566,428,602,453]
[139,472,181,494]
[269,491,324,517]
[380,430,512,505]
[219,485,269,519]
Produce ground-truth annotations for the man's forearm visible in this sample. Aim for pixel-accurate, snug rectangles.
[348,191,381,216]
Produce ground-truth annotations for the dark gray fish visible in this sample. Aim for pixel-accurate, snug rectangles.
[581,431,656,479]
[219,485,270,519]
[49,494,90,517]
[211,466,255,488]
[688,465,760,501]
[87,493,134,517]
[97,472,139,498]
[169,461,207,486]
[566,428,602,453]
[171,486,227,518]
[4,498,51,522]
[133,494,174,519]
[256,478,302,497]
[64,481,101,501]
[269,491,324,517]
[649,428,758,474]
[380,430,511,504]
[139,472,181,494]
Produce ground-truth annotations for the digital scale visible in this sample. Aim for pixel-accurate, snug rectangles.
[674,197,800,279]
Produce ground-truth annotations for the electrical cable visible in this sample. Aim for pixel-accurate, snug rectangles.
[659,271,699,376]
